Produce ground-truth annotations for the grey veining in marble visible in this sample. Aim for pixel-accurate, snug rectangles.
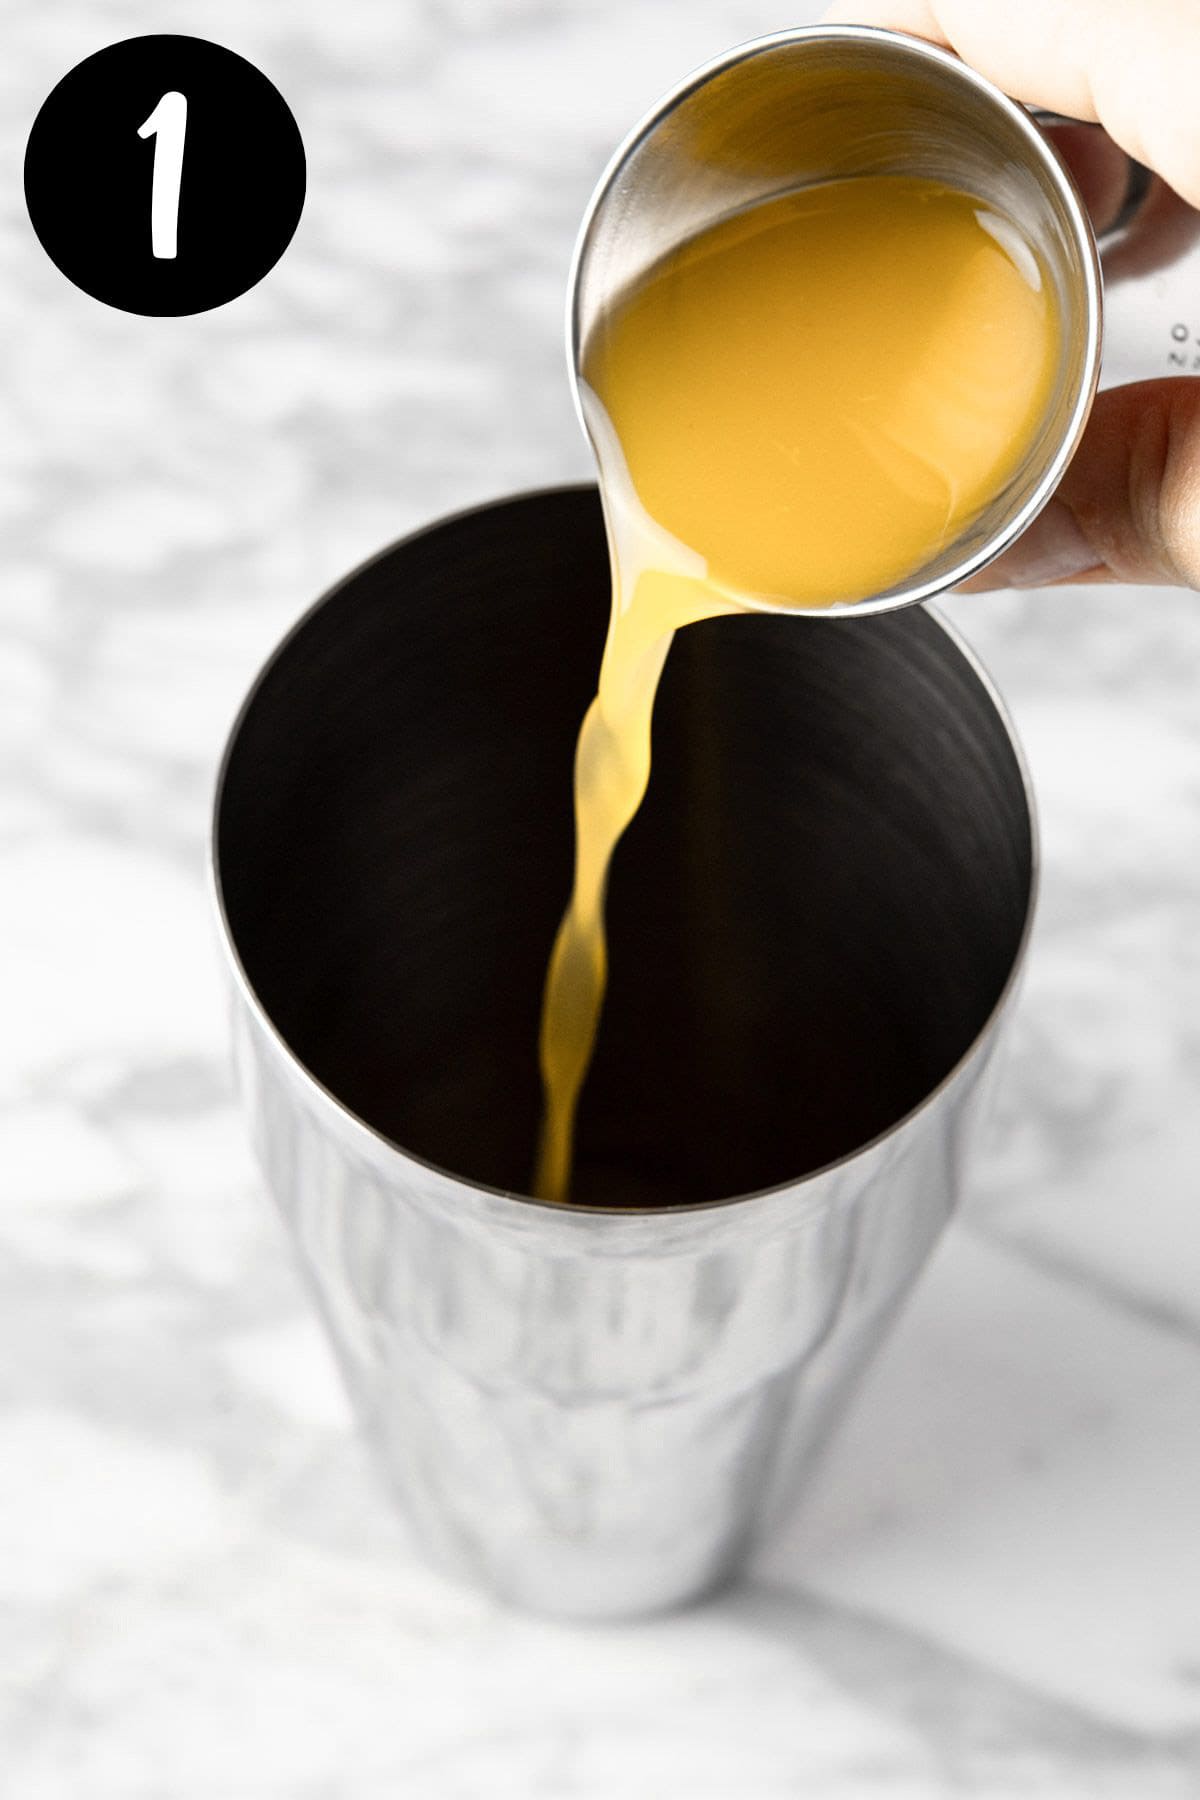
[4,0,1200,1794]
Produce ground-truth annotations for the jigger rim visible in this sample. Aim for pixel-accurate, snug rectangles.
[565,21,1104,617]
[209,483,1039,1223]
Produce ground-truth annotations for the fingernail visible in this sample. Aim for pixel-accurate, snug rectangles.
[968,499,1102,590]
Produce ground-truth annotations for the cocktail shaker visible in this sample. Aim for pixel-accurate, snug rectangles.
[212,486,1036,1616]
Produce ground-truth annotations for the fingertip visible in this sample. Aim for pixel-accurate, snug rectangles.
[970,499,1104,590]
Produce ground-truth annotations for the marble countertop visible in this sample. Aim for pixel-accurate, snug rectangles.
[4,1,1200,1793]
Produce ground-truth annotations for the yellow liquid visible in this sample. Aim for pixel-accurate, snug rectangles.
[533,174,1059,1203]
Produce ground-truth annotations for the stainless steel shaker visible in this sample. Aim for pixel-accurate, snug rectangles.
[212,486,1035,1616]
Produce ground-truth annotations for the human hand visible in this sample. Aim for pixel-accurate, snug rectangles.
[824,0,1200,590]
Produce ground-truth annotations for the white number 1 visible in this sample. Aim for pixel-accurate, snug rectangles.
[138,91,187,260]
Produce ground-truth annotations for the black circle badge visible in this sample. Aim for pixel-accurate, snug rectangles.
[24,35,306,316]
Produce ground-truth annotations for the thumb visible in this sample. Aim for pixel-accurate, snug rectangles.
[959,379,1200,591]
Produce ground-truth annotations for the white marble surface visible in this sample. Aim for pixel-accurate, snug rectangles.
[4,1,1200,1793]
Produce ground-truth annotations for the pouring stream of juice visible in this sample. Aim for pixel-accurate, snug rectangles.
[534,174,1059,1204]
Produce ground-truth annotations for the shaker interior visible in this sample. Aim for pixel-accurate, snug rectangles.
[216,486,1033,1208]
